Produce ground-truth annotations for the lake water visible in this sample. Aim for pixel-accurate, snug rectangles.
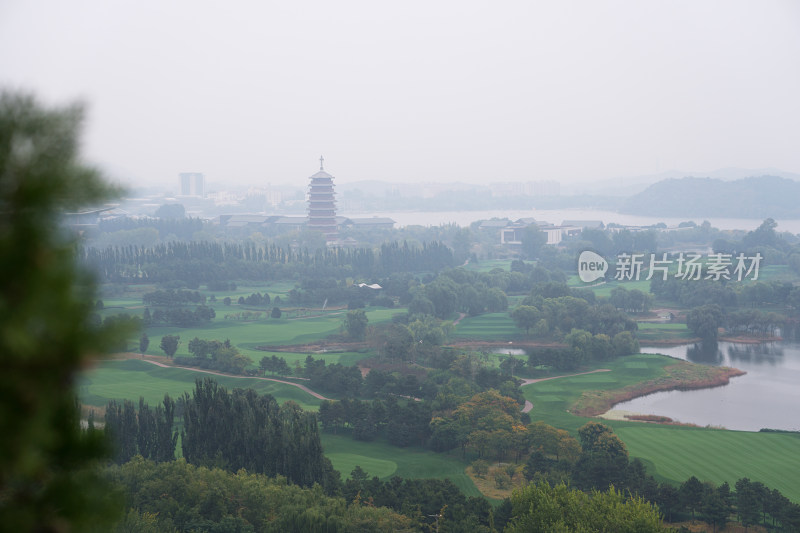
[611,341,800,431]
[346,208,800,233]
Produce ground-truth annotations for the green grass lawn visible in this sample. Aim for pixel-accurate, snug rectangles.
[452,312,521,340]
[321,434,481,497]
[749,264,797,282]
[462,259,514,273]
[79,359,323,411]
[522,352,800,501]
[117,301,401,367]
[616,425,800,501]
[636,322,695,341]
[567,275,654,297]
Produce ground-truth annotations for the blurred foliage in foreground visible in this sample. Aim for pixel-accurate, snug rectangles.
[0,90,131,531]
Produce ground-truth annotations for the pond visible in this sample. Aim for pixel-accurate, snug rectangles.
[491,348,527,356]
[610,341,800,431]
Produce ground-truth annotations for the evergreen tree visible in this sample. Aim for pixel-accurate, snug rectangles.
[0,91,130,530]
[139,332,150,354]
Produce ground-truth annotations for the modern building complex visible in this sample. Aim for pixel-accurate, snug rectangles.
[179,172,205,198]
[307,157,338,242]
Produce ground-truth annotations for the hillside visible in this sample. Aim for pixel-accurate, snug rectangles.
[619,175,800,218]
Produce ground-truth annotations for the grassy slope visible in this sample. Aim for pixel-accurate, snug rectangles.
[522,352,800,501]
[616,425,800,501]
[79,359,323,411]
[452,312,521,341]
[322,434,481,497]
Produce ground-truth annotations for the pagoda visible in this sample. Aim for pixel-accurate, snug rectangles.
[307,156,338,242]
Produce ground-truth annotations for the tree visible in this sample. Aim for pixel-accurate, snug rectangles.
[612,330,639,356]
[382,323,414,360]
[703,487,730,532]
[139,332,150,355]
[271,306,282,318]
[425,277,458,319]
[408,295,435,316]
[0,91,131,530]
[344,308,369,340]
[565,328,592,366]
[511,305,541,335]
[260,355,289,376]
[520,224,547,259]
[505,483,665,532]
[472,459,489,478]
[160,334,180,357]
[686,304,724,341]
[679,475,704,518]
[574,422,629,490]
[736,478,761,530]
[742,217,778,249]
[657,483,680,522]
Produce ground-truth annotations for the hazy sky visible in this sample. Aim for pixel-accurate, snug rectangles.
[2,1,799,189]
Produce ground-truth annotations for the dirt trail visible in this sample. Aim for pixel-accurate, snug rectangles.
[135,357,331,400]
[119,356,610,410]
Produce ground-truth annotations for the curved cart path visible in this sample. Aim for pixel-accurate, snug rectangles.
[125,358,610,410]
[138,358,331,400]
[519,368,611,413]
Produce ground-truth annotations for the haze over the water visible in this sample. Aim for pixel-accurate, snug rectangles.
[2,1,799,189]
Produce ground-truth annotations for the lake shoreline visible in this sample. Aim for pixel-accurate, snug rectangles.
[574,361,746,418]
[642,335,781,347]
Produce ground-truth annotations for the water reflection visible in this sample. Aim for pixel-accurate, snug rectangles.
[686,341,723,365]
[780,325,800,342]
[617,340,800,431]
[726,343,784,366]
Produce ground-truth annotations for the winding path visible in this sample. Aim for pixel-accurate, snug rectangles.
[125,357,611,411]
[518,368,612,414]
[136,358,331,400]
[518,368,611,387]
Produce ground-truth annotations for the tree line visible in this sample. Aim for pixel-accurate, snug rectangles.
[106,378,336,490]
[104,396,178,464]
[142,305,215,327]
[81,239,455,284]
[651,277,800,312]
[170,337,254,374]
[142,288,206,306]
[685,303,788,341]
[96,216,204,240]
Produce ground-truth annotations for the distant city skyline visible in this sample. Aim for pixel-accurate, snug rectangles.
[2,1,799,189]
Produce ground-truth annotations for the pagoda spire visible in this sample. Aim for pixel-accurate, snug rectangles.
[319,155,324,171]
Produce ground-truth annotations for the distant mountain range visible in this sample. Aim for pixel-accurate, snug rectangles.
[567,168,800,197]
[619,175,800,218]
